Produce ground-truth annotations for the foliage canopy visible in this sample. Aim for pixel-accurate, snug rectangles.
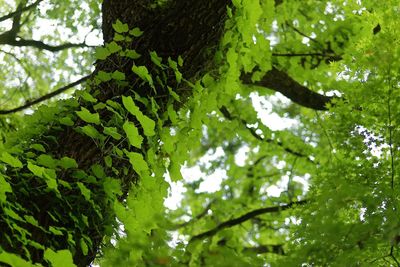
[0,0,399,266]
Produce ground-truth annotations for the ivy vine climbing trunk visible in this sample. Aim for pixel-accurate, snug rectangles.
[0,1,232,267]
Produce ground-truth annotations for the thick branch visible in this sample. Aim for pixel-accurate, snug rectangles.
[0,74,91,115]
[190,200,307,241]
[2,38,89,51]
[241,68,334,110]
[0,0,43,23]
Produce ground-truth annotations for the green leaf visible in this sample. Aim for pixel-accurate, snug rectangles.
[123,121,143,148]
[103,127,122,140]
[0,152,23,168]
[125,49,141,59]
[112,19,129,33]
[80,238,89,256]
[97,71,112,82]
[150,51,162,67]
[76,107,100,125]
[80,125,102,139]
[27,162,45,177]
[122,96,156,137]
[91,164,105,178]
[125,151,149,175]
[30,144,46,153]
[103,178,122,198]
[106,41,122,54]
[44,249,75,267]
[77,182,91,201]
[95,47,111,60]
[0,174,12,203]
[59,116,75,126]
[169,161,183,182]
[111,70,126,81]
[0,252,33,267]
[129,27,143,37]
[132,65,153,86]
[49,226,64,236]
[81,91,97,103]
[37,154,57,169]
[60,157,78,169]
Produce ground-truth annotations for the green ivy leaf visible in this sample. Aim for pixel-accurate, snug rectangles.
[129,27,143,37]
[59,116,75,126]
[95,47,111,60]
[125,151,149,175]
[0,252,33,267]
[44,249,75,267]
[30,144,46,153]
[125,49,141,59]
[111,70,126,81]
[0,174,12,203]
[132,65,153,86]
[106,41,122,53]
[0,152,23,168]
[76,107,100,125]
[103,127,122,140]
[27,162,45,177]
[97,71,112,82]
[81,125,102,139]
[122,96,156,137]
[77,182,91,201]
[123,121,143,148]
[60,157,78,169]
[150,51,162,67]
[112,19,129,33]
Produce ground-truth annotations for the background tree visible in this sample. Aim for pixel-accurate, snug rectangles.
[0,0,399,266]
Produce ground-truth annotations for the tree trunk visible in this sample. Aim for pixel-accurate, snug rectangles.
[0,1,232,266]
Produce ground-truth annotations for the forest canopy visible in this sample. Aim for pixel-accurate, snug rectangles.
[0,0,399,266]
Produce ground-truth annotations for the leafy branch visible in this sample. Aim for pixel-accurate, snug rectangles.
[190,199,307,242]
[0,0,44,23]
[0,74,92,115]
[219,106,313,161]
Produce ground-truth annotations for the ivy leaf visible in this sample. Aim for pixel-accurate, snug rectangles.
[111,70,126,81]
[125,151,149,175]
[169,161,183,182]
[112,19,129,33]
[76,107,100,125]
[125,49,141,59]
[0,174,12,203]
[95,47,111,60]
[97,71,112,82]
[0,252,33,267]
[106,41,122,53]
[59,157,78,169]
[0,152,23,168]
[103,127,122,140]
[129,27,143,37]
[59,116,74,126]
[80,125,102,139]
[123,121,143,148]
[132,65,153,86]
[44,249,75,267]
[122,96,156,137]
[150,51,162,67]
[27,162,45,177]
[30,144,46,153]
[77,182,91,201]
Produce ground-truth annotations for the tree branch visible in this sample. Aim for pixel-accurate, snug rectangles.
[0,0,43,23]
[172,200,215,229]
[3,38,90,51]
[243,244,285,255]
[0,74,91,115]
[190,200,307,242]
[219,106,313,161]
[241,68,334,110]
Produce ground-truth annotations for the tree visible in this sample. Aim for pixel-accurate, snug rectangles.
[0,0,399,266]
